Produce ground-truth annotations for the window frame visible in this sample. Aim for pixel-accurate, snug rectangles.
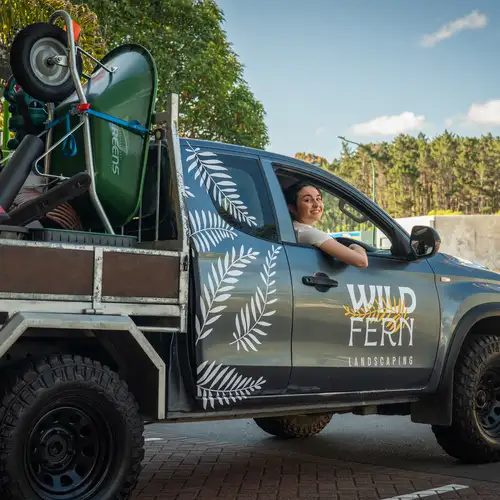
[267,160,413,260]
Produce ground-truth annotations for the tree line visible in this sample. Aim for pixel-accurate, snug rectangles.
[296,130,500,219]
[1,0,269,149]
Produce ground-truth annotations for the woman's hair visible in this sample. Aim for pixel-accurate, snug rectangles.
[283,181,322,207]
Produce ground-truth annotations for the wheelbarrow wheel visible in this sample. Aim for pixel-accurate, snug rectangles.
[10,22,83,103]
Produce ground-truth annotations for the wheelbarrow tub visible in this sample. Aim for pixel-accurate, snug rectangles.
[50,43,158,228]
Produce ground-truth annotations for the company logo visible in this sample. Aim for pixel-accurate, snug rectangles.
[343,284,417,367]
[110,122,129,176]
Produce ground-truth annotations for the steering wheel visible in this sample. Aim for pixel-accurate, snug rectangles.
[333,236,378,253]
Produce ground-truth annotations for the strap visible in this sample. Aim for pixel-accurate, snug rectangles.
[85,108,150,136]
[43,105,151,158]
[62,114,77,157]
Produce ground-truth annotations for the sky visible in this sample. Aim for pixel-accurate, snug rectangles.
[214,0,500,161]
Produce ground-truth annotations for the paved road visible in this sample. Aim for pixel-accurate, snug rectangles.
[132,414,500,499]
[147,413,500,484]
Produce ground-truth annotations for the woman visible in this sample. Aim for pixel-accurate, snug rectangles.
[284,182,369,268]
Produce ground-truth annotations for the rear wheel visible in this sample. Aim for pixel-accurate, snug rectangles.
[432,334,500,463]
[254,413,332,439]
[0,354,144,499]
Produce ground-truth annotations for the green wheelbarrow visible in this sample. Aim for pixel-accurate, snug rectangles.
[8,10,159,233]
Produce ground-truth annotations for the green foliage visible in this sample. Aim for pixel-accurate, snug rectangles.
[299,131,500,218]
[1,0,269,148]
[0,0,107,78]
[294,152,329,169]
[71,0,269,149]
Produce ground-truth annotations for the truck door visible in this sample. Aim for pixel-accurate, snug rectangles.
[180,140,293,410]
[264,161,441,394]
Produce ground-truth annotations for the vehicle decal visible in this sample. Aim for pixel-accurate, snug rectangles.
[343,284,416,368]
[196,360,266,410]
[188,209,238,253]
[183,183,195,199]
[181,143,281,405]
[195,245,260,343]
[184,143,257,227]
[230,245,281,352]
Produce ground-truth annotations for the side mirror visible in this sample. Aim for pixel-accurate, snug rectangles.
[409,225,440,259]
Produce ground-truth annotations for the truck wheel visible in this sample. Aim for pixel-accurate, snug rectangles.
[9,22,83,103]
[0,354,144,500]
[432,334,500,463]
[254,413,332,439]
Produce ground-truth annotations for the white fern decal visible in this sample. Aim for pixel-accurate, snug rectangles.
[189,209,237,252]
[183,184,195,198]
[197,360,266,409]
[185,143,257,227]
[230,245,281,352]
[196,245,259,343]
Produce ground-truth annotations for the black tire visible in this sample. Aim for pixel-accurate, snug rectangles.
[254,413,332,439]
[10,22,83,103]
[432,334,500,463]
[0,354,144,500]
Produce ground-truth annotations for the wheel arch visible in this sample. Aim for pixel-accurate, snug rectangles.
[0,312,166,420]
[412,302,500,425]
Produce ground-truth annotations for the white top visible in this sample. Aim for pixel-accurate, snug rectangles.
[293,221,332,247]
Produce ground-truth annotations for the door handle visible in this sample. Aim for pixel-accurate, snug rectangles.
[302,272,338,288]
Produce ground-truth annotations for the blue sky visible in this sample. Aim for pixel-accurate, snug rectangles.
[215,0,500,161]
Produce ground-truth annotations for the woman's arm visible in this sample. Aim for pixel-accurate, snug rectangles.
[319,239,368,268]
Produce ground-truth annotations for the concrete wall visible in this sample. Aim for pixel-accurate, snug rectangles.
[392,214,500,272]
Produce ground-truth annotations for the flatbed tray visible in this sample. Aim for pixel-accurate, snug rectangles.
[29,228,137,247]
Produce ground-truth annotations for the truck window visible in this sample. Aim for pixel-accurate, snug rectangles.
[313,189,391,250]
[276,171,392,251]
[214,153,278,243]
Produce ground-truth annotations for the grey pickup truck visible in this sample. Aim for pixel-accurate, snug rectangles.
[1,11,500,500]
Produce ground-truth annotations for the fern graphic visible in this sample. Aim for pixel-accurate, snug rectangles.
[197,360,266,409]
[189,209,238,252]
[183,184,195,198]
[343,296,409,333]
[185,143,257,227]
[196,245,259,343]
[230,245,281,352]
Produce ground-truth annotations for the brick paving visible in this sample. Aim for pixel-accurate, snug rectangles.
[130,427,500,500]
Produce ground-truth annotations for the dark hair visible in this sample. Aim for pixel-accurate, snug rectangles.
[283,181,322,207]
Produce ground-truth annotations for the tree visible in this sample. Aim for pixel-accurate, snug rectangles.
[294,152,329,169]
[1,0,269,149]
[297,131,500,219]
[0,0,107,80]
[71,0,269,149]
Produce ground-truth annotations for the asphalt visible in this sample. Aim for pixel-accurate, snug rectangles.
[147,413,500,484]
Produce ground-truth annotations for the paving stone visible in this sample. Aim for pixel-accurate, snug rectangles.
[130,427,500,499]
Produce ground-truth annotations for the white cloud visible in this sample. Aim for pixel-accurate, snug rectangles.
[315,126,326,136]
[421,11,487,48]
[349,112,426,137]
[467,99,500,125]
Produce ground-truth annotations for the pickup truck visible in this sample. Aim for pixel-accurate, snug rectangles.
[1,12,500,500]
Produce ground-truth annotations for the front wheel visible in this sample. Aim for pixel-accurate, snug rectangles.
[432,334,500,463]
[0,354,144,500]
[254,413,333,439]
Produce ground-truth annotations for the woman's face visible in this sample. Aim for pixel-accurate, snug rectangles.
[291,185,324,224]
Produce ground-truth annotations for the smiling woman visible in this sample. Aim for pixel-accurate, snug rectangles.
[283,181,369,268]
